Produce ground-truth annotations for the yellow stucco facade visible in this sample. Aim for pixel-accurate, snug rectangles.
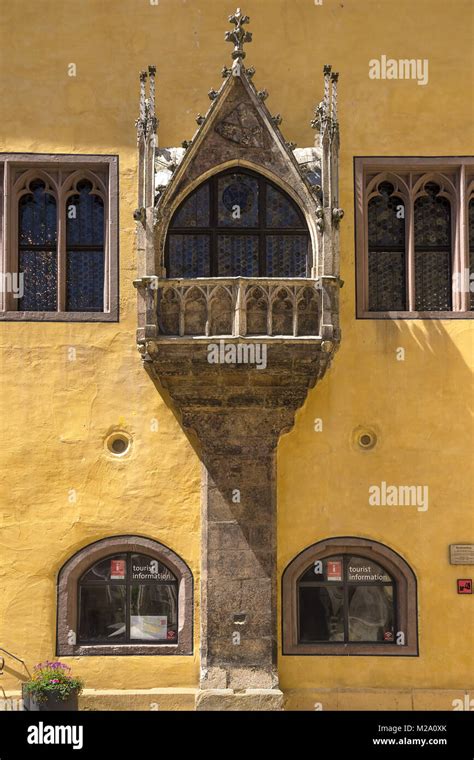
[0,0,472,710]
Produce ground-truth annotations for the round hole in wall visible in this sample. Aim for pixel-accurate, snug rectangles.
[106,432,131,457]
[358,431,376,450]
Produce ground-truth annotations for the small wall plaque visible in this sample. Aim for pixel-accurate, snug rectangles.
[457,579,472,594]
[449,545,474,565]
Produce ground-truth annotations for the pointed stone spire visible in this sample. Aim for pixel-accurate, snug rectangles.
[225,8,252,75]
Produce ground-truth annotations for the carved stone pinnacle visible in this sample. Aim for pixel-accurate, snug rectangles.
[225,8,252,61]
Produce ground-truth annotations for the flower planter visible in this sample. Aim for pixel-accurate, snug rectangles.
[22,686,79,711]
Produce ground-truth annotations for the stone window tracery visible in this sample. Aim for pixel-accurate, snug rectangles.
[166,168,310,278]
[355,158,474,317]
[0,154,118,321]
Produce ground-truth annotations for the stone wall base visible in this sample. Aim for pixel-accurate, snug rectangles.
[1,688,471,711]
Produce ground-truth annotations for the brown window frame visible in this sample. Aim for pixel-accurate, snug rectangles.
[282,537,418,656]
[355,157,474,319]
[57,536,193,656]
[0,153,119,322]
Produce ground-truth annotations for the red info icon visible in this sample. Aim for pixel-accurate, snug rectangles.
[327,560,342,581]
[111,559,126,579]
[457,579,472,594]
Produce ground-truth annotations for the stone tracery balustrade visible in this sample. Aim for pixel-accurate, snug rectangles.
[154,278,325,338]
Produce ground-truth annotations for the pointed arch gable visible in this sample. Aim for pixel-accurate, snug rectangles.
[154,70,320,275]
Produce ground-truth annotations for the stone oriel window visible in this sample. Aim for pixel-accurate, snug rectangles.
[282,537,418,656]
[57,536,193,656]
[166,168,310,278]
[355,157,474,317]
[0,154,118,321]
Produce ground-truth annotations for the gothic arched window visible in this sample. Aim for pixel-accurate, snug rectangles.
[414,182,451,311]
[166,169,309,278]
[18,179,58,311]
[368,181,406,312]
[66,179,105,311]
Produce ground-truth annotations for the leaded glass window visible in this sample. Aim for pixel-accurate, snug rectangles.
[298,555,396,644]
[368,182,406,311]
[414,182,451,311]
[78,553,178,644]
[167,169,309,277]
[18,180,58,311]
[66,180,105,311]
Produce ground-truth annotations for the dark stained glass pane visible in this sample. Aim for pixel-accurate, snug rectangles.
[19,250,57,311]
[469,199,474,310]
[414,184,450,247]
[368,251,406,311]
[217,174,259,227]
[217,235,258,276]
[168,234,210,277]
[66,181,104,312]
[166,171,310,278]
[266,185,305,228]
[171,184,210,228]
[266,235,307,277]
[18,181,57,311]
[415,250,451,310]
[19,181,57,246]
[348,585,394,642]
[299,586,345,642]
[368,183,405,248]
[66,250,104,311]
[414,184,451,311]
[66,181,104,246]
[79,585,126,642]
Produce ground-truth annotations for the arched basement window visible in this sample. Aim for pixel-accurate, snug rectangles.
[282,537,418,656]
[166,169,310,278]
[57,536,193,656]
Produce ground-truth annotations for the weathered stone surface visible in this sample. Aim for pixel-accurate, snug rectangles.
[195,688,284,711]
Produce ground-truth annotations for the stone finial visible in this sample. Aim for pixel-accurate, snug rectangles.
[225,8,252,65]
[136,70,148,140]
[330,71,339,128]
[146,65,158,134]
